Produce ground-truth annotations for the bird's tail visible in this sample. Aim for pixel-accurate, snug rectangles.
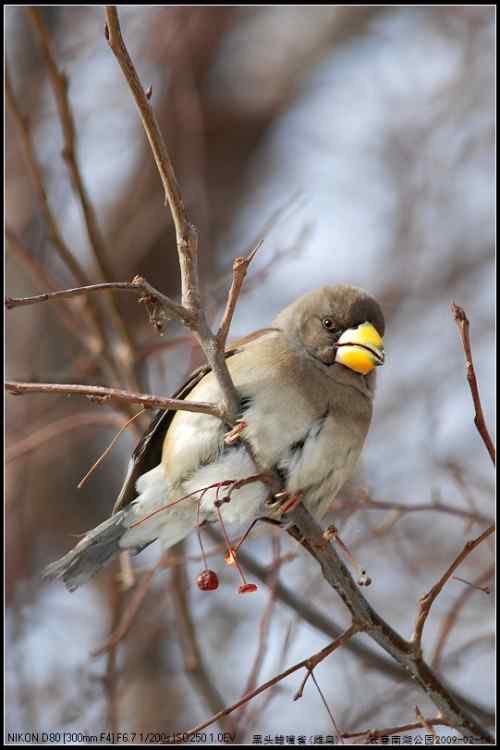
[43,510,139,592]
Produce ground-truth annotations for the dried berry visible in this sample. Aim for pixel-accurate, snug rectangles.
[197,569,219,591]
[224,548,237,566]
[238,583,258,594]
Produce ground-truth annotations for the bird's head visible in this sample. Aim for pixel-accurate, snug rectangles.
[273,284,385,376]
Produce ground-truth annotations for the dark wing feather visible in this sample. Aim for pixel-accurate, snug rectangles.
[113,362,212,512]
[112,328,280,513]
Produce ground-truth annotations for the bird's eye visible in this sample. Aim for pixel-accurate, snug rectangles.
[322,317,335,331]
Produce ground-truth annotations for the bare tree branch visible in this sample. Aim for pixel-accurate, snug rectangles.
[5,226,98,351]
[5,8,494,742]
[432,566,493,673]
[336,489,492,527]
[183,625,359,737]
[5,277,189,323]
[103,6,259,422]
[104,7,196,297]
[6,411,125,464]
[170,543,235,735]
[217,528,494,725]
[216,241,263,349]
[26,7,139,373]
[284,505,494,743]
[103,570,121,733]
[5,67,136,398]
[5,381,224,419]
[92,553,168,658]
[343,717,452,741]
[413,524,495,655]
[5,66,90,289]
[451,303,495,465]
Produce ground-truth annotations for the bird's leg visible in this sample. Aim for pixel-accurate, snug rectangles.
[266,490,303,516]
[279,493,302,514]
[223,420,247,445]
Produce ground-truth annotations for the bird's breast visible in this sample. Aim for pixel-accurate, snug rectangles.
[277,409,365,520]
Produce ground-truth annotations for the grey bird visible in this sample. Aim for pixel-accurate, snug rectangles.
[44,284,385,591]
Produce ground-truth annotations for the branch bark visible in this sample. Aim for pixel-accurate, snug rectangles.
[284,505,494,743]
[5,381,223,419]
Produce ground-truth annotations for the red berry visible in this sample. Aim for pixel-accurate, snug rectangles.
[197,569,219,591]
[238,583,258,594]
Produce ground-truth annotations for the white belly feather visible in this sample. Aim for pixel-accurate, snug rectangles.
[122,399,362,550]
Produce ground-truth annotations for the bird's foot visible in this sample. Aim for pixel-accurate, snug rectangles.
[224,420,247,445]
[267,490,302,516]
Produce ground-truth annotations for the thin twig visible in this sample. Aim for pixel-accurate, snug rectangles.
[432,565,494,671]
[205,527,493,725]
[103,569,122,732]
[416,704,438,740]
[6,66,90,287]
[5,65,125,386]
[244,619,296,728]
[170,541,234,735]
[5,226,97,349]
[413,524,495,655]
[337,490,492,527]
[104,6,247,422]
[104,7,196,299]
[5,230,141,427]
[342,717,452,741]
[310,671,344,743]
[92,553,168,658]
[6,411,125,464]
[234,538,282,734]
[27,8,139,376]
[451,574,491,594]
[5,381,223,418]
[216,240,263,349]
[5,277,188,321]
[451,303,495,465]
[77,409,145,488]
[183,625,358,737]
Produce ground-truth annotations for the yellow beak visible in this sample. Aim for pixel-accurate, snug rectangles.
[335,322,385,375]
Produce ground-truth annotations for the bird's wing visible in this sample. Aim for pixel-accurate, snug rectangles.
[113,328,280,512]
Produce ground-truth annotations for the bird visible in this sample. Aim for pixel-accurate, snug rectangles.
[44,284,385,591]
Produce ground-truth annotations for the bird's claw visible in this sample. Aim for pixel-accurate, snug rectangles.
[224,421,247,445]
[267,490,302,516]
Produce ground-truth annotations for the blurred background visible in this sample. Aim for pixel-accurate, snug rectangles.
[5,5,495,743]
